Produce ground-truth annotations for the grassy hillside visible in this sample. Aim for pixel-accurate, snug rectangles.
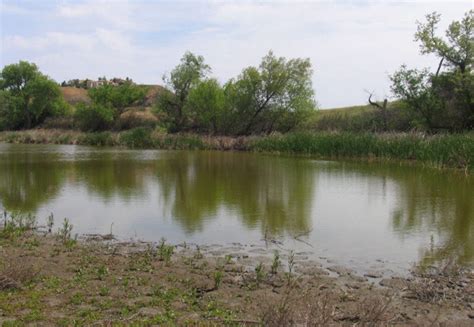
[60,87,91,105]
[319,104,375,116]
[307,101,410,132]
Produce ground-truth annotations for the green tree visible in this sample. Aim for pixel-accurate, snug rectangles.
[88,82,146,114]
[0,61,65,130]
[415,10,473,73]
[390,65,442,129]
[185,79,228,134]
[155,52,210,132]
[391,10,473,131]
[225,51,316,135]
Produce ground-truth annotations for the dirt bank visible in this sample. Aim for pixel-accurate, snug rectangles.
[0,223,473,326]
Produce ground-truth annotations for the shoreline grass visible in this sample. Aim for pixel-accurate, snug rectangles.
[0,128,472,171]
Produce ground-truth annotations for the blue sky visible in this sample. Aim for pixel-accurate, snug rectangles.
[1,0,471,108]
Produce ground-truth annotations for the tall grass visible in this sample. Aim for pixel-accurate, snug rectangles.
[0,129,472,170]
[250,132,474,171]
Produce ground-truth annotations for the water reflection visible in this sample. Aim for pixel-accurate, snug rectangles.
[153,152,314,234]
[0,143,472,268]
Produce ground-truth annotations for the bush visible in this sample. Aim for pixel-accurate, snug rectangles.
[41,116,75,129]
[78,132,114,146]
[74,103,115,132]
[114,109,158,130]
[88,83,147,114]
[119,127,153,148]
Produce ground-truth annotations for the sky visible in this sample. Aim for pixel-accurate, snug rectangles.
[0,1,472,108]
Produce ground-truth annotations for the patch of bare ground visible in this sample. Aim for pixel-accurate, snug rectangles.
[0,219,472,325]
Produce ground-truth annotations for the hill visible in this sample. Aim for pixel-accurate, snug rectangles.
[61,87,91,105]
[61,85,166,107]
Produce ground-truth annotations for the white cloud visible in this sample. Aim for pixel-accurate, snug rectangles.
[56,0,136,30]
[4,32,95,51]
[2,0,471,107]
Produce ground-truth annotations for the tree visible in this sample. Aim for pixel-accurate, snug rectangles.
[88,82,146,114]
[390,65,442,129]
[415,10,473,73]
[367,92,389,131]
[155,52,210,132]
[391,10,473,131]
[185,79,228,134]
[225,51,316,135]
[0,61,65,130]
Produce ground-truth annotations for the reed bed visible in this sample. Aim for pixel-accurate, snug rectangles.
[1,129,472,171]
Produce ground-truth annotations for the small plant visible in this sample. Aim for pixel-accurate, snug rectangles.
[224,254,232,265]
[57,218,73,244]
[46,213,54,233]
[158,238,174,264]
[96,265,109,281]
[194,245,203,259]
[70,292,85,305]
[213,270,223,290]
[0,212,36,239]
[287,250,295,284]
[255,262,266,286]
[271,250,281,275]
[99,286,110,296]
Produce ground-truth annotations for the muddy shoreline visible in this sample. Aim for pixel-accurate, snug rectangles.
[0,224,473,326]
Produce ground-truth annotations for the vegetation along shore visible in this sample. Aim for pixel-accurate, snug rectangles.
[0,129,473,171]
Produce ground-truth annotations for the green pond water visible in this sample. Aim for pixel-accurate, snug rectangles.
[0,143,472,275]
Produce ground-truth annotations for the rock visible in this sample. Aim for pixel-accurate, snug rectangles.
[327,265,354,276]
[469,313,474,320]
[345,282,360,289]
[350,275,368,283]
[364,271,383,278]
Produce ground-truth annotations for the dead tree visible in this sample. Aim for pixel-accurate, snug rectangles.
[368,93,388,131]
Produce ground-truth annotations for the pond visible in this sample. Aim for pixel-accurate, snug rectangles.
[0,143,472,275]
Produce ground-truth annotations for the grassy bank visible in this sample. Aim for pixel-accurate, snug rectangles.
[1,212,473,325]
[251,132,474,171]
[0,129,473,171]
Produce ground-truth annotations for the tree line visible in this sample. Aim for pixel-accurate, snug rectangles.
[0,10,472,134]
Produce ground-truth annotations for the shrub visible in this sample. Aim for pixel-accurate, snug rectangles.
[74,103,115,132]
[115,109,158,130]
[88,83,147,114]
[41,116,75,129]
[78,132,114,146]
[119,127,153,148]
